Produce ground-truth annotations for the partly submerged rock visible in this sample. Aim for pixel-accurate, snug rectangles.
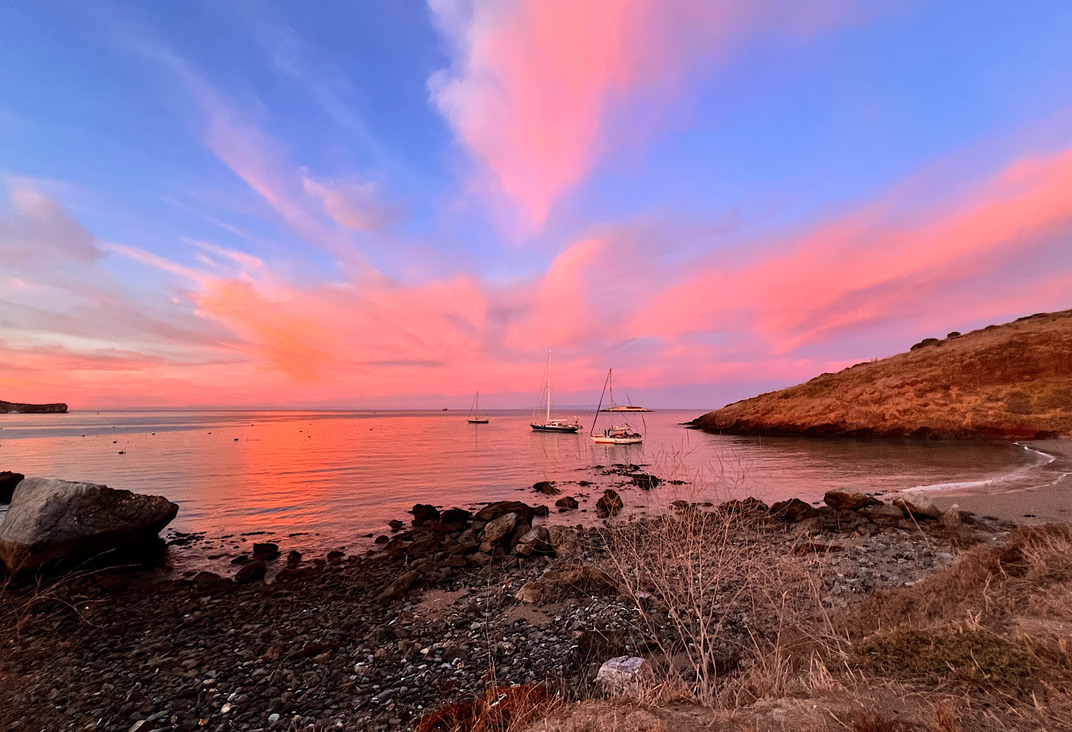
[824,489,879,511]
[596,489,623,518]
[555,496,579,511]
[0,477,178,571]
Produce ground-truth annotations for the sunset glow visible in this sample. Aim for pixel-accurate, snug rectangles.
[2,2,1071,409]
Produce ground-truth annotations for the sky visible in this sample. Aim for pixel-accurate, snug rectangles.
[2,1,1072,411]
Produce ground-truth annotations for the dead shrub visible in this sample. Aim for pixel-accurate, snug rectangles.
[412,684,556,732]
[600,502,846,707]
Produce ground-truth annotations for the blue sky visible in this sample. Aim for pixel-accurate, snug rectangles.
[2,1,1072,409]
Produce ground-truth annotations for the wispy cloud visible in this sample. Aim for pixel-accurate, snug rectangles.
[428,0,857,231]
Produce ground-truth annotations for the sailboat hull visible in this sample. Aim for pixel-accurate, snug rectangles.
[468,418,489,424]
[530,422,581,433]
[592,434,642,444]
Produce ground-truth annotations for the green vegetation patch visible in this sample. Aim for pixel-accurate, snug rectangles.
[854,628,1039,698]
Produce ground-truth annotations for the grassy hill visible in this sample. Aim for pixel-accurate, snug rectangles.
[692,309,1072,439]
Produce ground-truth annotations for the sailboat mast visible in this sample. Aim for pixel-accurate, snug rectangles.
[546,350,552,422]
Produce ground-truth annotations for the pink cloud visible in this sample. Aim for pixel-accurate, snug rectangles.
[429,0,856,229]
[630,145,1072,352]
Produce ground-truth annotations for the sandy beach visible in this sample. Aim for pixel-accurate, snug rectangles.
[932,438,1072,523]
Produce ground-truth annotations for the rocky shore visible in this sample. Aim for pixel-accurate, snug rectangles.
[0,469,1011,732]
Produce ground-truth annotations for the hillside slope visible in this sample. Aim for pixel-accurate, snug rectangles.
[692,309,1072,439]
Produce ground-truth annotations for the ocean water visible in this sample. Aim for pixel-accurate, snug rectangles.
[0,409,1054,559]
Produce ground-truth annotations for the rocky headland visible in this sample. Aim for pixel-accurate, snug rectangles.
[692,309,1072,439]
[0,399,68,414]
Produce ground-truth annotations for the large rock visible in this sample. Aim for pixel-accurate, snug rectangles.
[482,512,519,543]
[893,491,942,519]
[0,471,24,503]
[823,490,879,511]
[0,477,178,571]
[475,501,537,524]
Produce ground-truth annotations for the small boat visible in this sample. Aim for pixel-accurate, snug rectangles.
[531,350,581,433]
[601,405,652,413]
[467,391,489,424]
[591,369,643,444]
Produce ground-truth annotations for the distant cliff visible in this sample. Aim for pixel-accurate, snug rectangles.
[0,400,68,414]
[692,309,1072,439]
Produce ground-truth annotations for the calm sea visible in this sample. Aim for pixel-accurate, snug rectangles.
[0,409,1057,560]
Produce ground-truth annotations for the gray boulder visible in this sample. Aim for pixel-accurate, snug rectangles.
[0,477,178,571]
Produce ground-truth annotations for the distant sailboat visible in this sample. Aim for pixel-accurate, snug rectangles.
[591,369,643,444]
[467,391,489,424]
[530,350,581,433]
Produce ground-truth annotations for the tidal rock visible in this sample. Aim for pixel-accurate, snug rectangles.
[630,474,660,490]
[533,481,560,496]
[893,491,941,519]
[286,550,302,565]
[595,656,651,693]
[439,508,472,527]
[410,504,440,524]
[234,560,266,584]
[483,512,518,544]
[0,471,24,503]
[388,519,404,531]
[252,542,279,559]
[769,498,819,522]
[596,490,623,518]
[0,477,178,571]
[475,501,537,523]
[823,490,879,511]
[555,496,579,510]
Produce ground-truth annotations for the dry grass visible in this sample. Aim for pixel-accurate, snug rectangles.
[412,685,558,732]
[599,501,848,708]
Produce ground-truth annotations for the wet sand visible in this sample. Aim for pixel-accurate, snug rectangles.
[932,438,1072,523]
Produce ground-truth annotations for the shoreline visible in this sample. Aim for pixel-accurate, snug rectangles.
[930,437,1072,523]
[1,489,1005,732]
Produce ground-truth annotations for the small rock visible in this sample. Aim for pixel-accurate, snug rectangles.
[533,481,560,495]
[596,490,623,518]
[595,656,651,693]
[252,542,279,559]
[234,560,266,584]
[515,581,546,604]
[555,496,579,510]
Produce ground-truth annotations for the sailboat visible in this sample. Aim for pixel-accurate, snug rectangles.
[530,350,581,433]
[467,391,489,424]
[591,369,643,444]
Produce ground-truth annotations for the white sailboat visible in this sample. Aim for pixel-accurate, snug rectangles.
[591,369,643,444]
[467,391,489,424]
[530,350,581,433]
